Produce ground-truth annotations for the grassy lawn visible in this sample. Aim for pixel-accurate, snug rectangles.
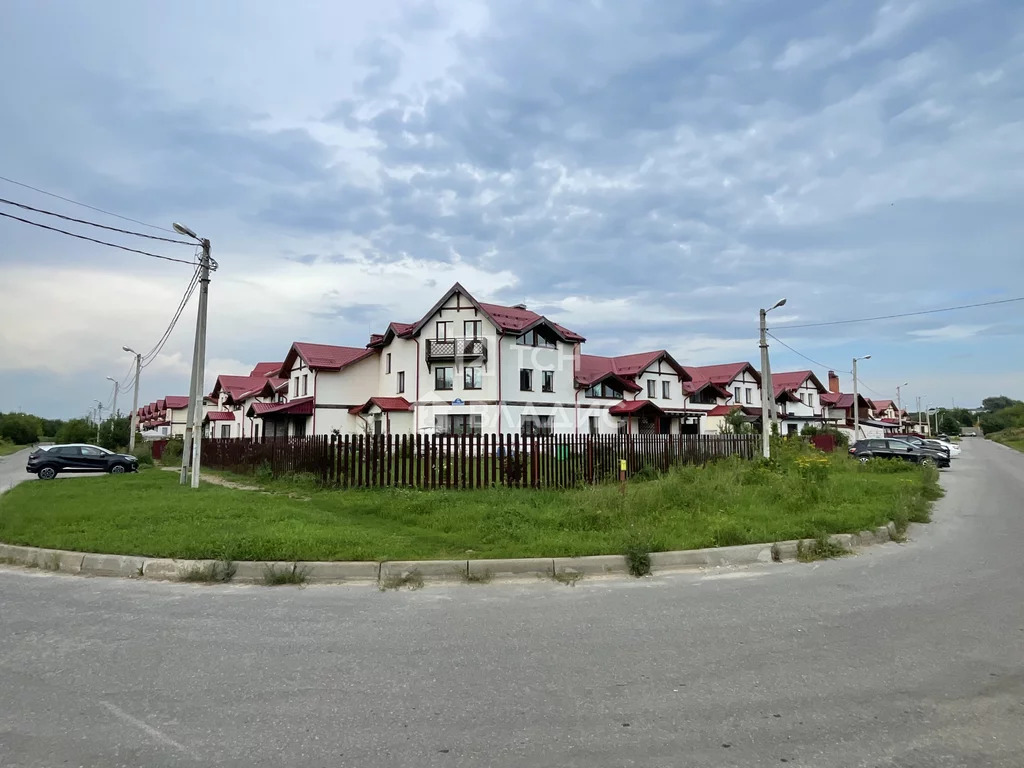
[0,442,30,457]
[0,447,941,562]
[988,428,1024,453]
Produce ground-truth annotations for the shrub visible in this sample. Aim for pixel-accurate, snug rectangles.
[132,444,154,467]
[161,438,184,462]
[859,457,916,474]
[631,464,661,483]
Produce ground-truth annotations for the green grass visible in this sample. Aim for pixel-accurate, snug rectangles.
[0,442,30,457]
[988,427,1024,454]
[0,446,941,562]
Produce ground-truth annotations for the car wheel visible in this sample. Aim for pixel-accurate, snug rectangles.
[109,464,127,474]
[920,457,934,467]
[37,466,57,480]
[858,456,870,464]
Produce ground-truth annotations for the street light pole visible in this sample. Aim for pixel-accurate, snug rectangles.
[852,355,871,441]
[105,377,119,420]
[759,298,787,459]
[123,346,142,451]
[173,222,215,489]
[916,395,924,435]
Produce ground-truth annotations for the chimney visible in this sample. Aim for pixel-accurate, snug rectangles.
[513,303,528,310]
[828,370,840,394]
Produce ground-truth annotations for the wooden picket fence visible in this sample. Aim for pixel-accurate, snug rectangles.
[202,432,757,490]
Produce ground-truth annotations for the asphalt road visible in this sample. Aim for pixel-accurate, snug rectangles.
[2,439,1023,768]
[0,446,108,491]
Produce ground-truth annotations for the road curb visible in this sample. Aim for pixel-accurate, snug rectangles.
[0,524,900,587]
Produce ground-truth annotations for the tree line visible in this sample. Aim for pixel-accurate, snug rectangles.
[0,411,133,451]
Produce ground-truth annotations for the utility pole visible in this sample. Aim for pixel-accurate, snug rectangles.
[759,298,787,458]
[123,347,142,451]
[94,400,104,444]
[173,222,215,489]
[852,355,871,441]
[915,395,924,434]
[896,382,908,432]
[105,377,120,420]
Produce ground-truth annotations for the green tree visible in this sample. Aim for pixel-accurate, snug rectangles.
[39,418,65,438]
[981,396,1021,413]
[937,413,962,436]
[0,413,41,445]
[55,419,97,444]
[721,407,753,434]
[97,416,131,451]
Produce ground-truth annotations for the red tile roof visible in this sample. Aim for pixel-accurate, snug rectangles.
[282,342,377,373]
[249,361,284,377]
[211,375,270,402]
[205,411,236,422]
[608,399,666,416]
[821,392,872,410]
[477,302,585,342]
[707,404,762,418]
[248,397,314,417]
[348,396,414,415]
[682,362,761,387]
[683,380,733,399]
[872,399,895,412]
[576,350,687,389]
[771,370,827,399]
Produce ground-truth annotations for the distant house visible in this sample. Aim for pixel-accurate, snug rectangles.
[682,362,762,433]
[136,395,190,438]
[206,364,286,438]
[770,370,835,436]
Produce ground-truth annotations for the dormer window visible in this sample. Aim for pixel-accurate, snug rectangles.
[517,328,556,348]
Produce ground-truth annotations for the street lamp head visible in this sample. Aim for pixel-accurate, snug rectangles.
[862,354,872,360]
[122,345,136,354]
[173,221,198,239]
[771,298,787,311]
[106,376,117,384]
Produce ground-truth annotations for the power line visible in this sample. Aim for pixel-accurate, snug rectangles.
[141,266,201,368]
[773,296,1024,330]
[0,197,193,245]
[766,331,849,374]
[0,174,177,233]
[0,210,196,266]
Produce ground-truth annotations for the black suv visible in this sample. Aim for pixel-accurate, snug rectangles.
[849,438,949,467]
[888,434,951,458]
[26,444,139,480]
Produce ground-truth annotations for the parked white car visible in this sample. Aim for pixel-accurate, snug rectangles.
[933,439,961,458]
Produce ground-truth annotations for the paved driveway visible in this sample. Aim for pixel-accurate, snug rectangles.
[1,440,1023,767]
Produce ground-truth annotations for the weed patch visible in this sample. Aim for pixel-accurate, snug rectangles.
[261,563,307,586]
[379,570,424,591]
[464,569,492,585]
[554,570,583,586]
[179,560,236,583]
[797,532,850,563]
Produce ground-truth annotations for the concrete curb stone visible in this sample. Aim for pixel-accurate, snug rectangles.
[0,519,904,587]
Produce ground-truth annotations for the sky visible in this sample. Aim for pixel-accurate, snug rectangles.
[1,0,1022,419]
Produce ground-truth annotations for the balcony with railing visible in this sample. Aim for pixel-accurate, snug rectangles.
[425,336,488,367]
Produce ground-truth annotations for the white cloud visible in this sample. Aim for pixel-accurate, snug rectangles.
[908,324,992,341]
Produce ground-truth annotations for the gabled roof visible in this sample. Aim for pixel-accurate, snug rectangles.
[236,377,288,401]
[771,370,827,399]
[249,361,284,377]
[164,396,189,409]
[576,350,688,390]
[210,374,270,402]
[368,322,415,348]
[205,411,236,422]
[683,362,762,387]
[707,404,762,417]
[872,399,895,412]
[608,399,666,416]
[348,396,414,415]
[281,342,377,374]
[683,380,733,399]
[821,392,873,411]
[404,282,585,343]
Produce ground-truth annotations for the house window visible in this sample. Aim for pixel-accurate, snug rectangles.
[464,367,482,389]
[520,368,533,391]
[734,386,741,402]
[808,393,815,408]
[435,414,482,435]
[302,374,308,396]
[435,367,453,390]
[464,320,482,339]
[435,321,452,340]
[617,420,628,434]
[589,415,599,435]
[517,329,556,348]
[798,392,804,403]
[521,415,552,436]
[386,353,391,374]
[294,376,300,395]
[397,371,405,394]
[220,424,231,438]
[585,382,624,399]
[647,380,656,398]
[662,381,671,399]
[745,387,751,404]
[542,370,554,392]
[373,413,383,436]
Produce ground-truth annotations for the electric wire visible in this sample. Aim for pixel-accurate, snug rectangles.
[773,296,1024,330]
[0,197,193,245]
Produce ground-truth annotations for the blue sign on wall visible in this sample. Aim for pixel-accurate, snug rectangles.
[452,398,465,406]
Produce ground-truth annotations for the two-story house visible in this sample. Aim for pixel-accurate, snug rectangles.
[206,363,286,438]
[770,370,836,436]
[682,362,763,433]
[366,283,586,436]
[576,351,693,434]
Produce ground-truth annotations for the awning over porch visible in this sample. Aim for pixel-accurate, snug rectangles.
[608,399,666,417]
[348,396,414,415]
[204,410,236,423]
[245,397,314,418]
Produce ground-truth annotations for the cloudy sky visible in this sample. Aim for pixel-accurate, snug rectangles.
[1,0,1022,418]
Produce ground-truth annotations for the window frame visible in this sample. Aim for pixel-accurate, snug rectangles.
[397,371,405,394]
[464,320,482,339]
[647,380,656,398]
[435,320,453,340]
[520,368,533,392]
[662,380,671,399]
[541,370,554,393]
[464,366,482,390]
[302,373,308,396]
[734,386,741,403]
[434,366,454,391]
[521,414,553,436]
[386,353,391,374]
